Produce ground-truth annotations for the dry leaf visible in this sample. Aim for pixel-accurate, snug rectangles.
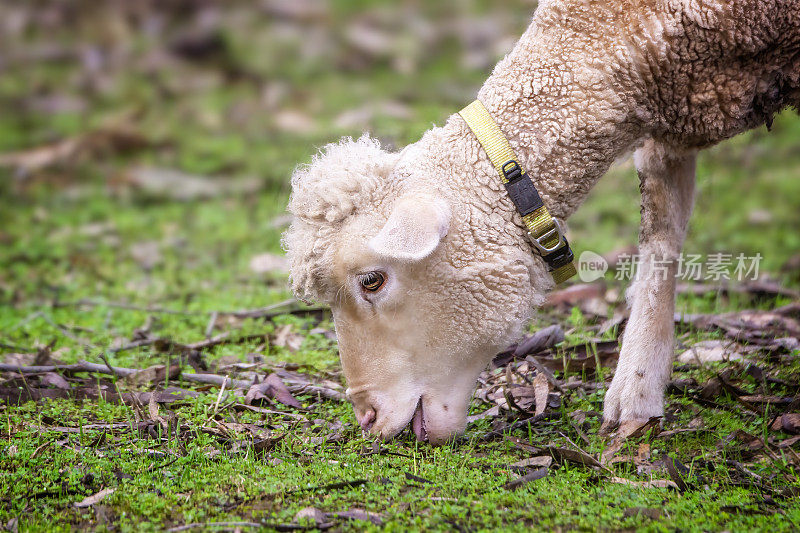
[510,456,553,469]
[533,373,550,417]
[294,507,331,527]
[771,413,800,434]
[601,417,660,464]
[531,340,620,374]
[274,110,317,134]
[545,282,605,306]
[262,0,329,22]
[147,393,166,426]
[75,488,115,508]
[677,304,800,346]
[466,405,500,423]
[249,253,288,274]
[245,373,302,409]
[125,364,180,386]
[678,340,745,365]
[503,467,549,490]
[0,126,147,173]
[273,324,304,352]
[39,372,70,389]
[121,167,260,201]
[544,446,602,469]
[661,455,691,491]
[334,509,384,526]
[130,241,162,271]
[777,435,800,448]
[637,443,651,463]
[608,477,678,489]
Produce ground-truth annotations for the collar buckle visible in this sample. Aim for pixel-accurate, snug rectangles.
[528,219,574,271]
[528,219,566,255]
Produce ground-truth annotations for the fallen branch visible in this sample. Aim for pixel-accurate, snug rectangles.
[0,361,137,377]
[0,361,251,388]
[52,297,326,320]
[0,362,344,400]
[167,522,263,532]
[183,372,251,389]
[53,299,207,316]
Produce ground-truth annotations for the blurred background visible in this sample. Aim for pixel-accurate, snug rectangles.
[1,0,799,354]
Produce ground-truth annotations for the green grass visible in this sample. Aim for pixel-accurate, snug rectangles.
[1,0,799,530]
[4,382,800,532]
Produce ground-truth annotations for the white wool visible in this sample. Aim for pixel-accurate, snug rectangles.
[283,135,398,302]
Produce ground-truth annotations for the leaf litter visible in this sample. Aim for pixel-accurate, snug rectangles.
[4,284,800,510]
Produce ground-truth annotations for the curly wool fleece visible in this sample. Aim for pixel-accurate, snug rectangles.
[284,0,800,443]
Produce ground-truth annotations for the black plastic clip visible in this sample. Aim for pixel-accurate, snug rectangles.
[543,236,574,270]
[500,159,544,217]
[501,160,525,183]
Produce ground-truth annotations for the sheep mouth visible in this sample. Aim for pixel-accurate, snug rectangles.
[410,399,427,442]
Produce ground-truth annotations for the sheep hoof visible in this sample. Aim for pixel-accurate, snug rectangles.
[599,418,619,437]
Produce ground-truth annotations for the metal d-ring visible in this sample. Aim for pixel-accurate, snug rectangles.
[528,219,566,255]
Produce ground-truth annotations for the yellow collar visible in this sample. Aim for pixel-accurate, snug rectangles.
[459,100,576,284]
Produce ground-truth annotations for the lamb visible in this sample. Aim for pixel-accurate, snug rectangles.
[284,0,800,444]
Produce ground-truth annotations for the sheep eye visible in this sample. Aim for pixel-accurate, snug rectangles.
[359,271,385,292]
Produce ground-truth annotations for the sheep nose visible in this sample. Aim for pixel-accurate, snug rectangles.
[346,387,376,431]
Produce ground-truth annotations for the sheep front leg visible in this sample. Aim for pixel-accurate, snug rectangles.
[602,139,696,430]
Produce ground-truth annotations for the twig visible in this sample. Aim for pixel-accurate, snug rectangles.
[52,297,317,320]
[0,361,136,377]
[205,312,218,338]
[559,432,614,474]
[107,331,269,356]
[0,362,251,389]
[288,384,346,401]
[0,362,339,399]
[231,404,307,421]
[54,299,207,316]
[676,281,800,300]
[144,455,182,473]
[212,376,228,415]
[285,478,368,495]
[182,373,250,389]
[725,459,763,482]
[167,522,263,532]
[186,333,233,350]
[224,298,300,318]
[97,352,117,375]
[109,338,158,353]
[26,423,130,433]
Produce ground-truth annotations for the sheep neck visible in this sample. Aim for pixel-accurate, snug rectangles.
[469,17,644,220]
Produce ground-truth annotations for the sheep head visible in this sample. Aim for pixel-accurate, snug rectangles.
[284,134,546,444]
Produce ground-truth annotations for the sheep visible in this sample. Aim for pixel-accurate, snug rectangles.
[284,0,800,444]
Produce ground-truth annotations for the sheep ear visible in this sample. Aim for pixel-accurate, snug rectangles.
[368,195,450,262]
